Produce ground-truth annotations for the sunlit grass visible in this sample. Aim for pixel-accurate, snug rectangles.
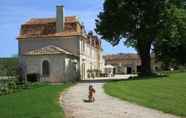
[104,72,186,117]
[0,84,71,118]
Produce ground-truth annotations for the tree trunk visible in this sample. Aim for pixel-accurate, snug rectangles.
[137,39,152,76]
[140,51,152,76]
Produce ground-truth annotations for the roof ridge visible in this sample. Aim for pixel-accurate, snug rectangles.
[24,16,78,25]
[29,16,77,20]
[24,45,75,56]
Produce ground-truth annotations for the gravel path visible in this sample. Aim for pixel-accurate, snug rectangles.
[61,82,180,118]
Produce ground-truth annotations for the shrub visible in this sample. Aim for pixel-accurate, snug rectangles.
[8,80,17,92]
[0,82,9,95]
[0,79,17,96]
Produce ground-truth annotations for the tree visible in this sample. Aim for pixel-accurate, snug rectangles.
[95,0,186,75]
[154,5,186,68]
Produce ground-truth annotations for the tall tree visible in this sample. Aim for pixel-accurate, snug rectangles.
[95,0,186,75]
[154,4,186,67]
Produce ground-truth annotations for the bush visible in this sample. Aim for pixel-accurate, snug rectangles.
[0,85,9,95]
[8,80,17,89]
[0,79,17,96]
[177,66,186,72]
[0,79,34,96]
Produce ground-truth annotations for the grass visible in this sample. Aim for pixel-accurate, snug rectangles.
[0,83,71,118]
[104,72,186,117]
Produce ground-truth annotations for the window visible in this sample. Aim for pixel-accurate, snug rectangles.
[82,40,85,52]
[42,60,50,77]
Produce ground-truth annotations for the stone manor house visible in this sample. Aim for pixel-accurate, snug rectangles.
[17,5,104,82]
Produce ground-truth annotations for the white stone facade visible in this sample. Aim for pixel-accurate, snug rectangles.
[17,5,104,82]
[79,37,103,80]
[22,54,79,82]
[18,35,103,82]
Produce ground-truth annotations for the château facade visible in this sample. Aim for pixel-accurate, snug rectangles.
[17,5,104,82]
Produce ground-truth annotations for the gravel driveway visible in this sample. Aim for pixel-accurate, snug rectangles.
[61,82,180,118]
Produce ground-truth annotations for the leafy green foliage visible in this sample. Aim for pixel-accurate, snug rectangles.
[95,0,186,75]
[0,79,17,95]
[154,6,186,66]
[104,72,186,117]
[0,79,32,96]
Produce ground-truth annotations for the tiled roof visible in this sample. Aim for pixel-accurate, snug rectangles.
[24,18,56,25]
[104,53,140,60]
[24,16,77,25]
[18,16,81,39]
[65,16,78,23]
[18,31,81,39]
[17,15,101,49]
[23,45,76,56]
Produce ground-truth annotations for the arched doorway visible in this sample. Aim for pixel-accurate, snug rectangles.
[127,67,132,74]
[42,60,50,77]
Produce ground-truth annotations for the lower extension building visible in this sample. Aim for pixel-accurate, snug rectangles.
[17,5,104,82]
[104,53,161,74]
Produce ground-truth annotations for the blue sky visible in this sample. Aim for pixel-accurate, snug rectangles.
[0,0,136,57]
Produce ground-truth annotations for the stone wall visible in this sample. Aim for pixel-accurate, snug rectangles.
[19,36,80,56]
[22,54,79,82]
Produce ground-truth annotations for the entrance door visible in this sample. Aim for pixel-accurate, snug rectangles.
[127,67,132,74]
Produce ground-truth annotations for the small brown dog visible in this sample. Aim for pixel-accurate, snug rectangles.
[88,85,96,102]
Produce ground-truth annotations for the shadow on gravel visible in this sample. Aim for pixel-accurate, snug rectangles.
[83,99,95,103]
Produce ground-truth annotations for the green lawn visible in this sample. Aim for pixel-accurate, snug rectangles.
[0,84,71,118]
[104,72,186,117]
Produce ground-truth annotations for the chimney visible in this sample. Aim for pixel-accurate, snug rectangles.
[56,5,64,32]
